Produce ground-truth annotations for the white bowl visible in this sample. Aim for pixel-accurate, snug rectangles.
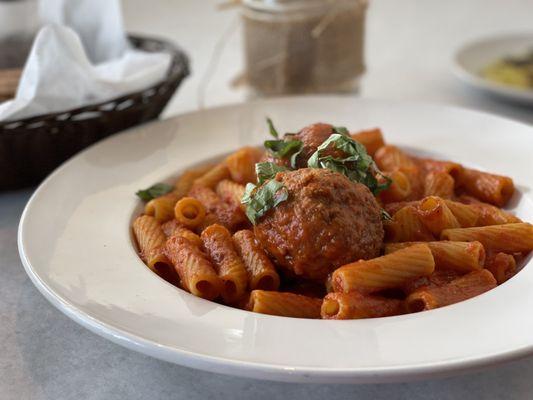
[453,33,533,105]
[18,97,533,383]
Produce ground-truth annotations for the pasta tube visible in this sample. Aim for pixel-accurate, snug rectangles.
[441,223,533,253]
[374,145,418,172]
[201,224,248,303]
[164,235,222,300]
[189,185,247,232]
[402,269,462,295]
[246,290,322,319]
[379,170,412,203]
[416,158,463,180]
[192,163,231,189]
[132,215,171,272]
[443,200,479,227]
[469,202,521,226]
[385,241,485,273]
[161,220,203,247]
[385,205,434,242]
[423,171,454,199]
[225,147,262,184]
[174,164,214,198]
[332,244,435,294]
[406,270,497,312]
[232,229,280,291]
[144,192,179,222]
[216,179,246,211]
[416,196,461,235]
[457,167,514,207]
[383,200,420,216]
[321,292,404,320]
[484,252,517,284]
[350,128,385,156]
[174,197,206,229]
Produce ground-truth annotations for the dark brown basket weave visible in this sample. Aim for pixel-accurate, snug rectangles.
[0,35,189,190]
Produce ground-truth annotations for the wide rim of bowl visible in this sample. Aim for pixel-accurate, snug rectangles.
[18,96,533,383]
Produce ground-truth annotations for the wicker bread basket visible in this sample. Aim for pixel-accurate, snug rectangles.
[0,35,189,190]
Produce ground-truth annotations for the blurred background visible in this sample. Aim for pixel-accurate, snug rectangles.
[120,0,533,122]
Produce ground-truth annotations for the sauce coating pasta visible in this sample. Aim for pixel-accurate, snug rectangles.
[132,121,532,319]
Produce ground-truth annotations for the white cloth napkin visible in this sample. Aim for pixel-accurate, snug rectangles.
[0,0,172,122]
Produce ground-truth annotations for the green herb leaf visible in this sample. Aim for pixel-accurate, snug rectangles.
[241,179,289,225]
[307,134,391,195]
[136,183,174,201]
[332,126,349,136]
[266,117,279,138]
[289,145,304,169]
[264,139,303,159]
[255,162,289,185]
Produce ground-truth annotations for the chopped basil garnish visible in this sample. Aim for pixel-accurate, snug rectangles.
[241,179,289,225]
[135,183,174,201]
[255,162,289,185]
[266,117,279,138]
[264,139,303,159]
[307,133,391,195]
[332,126,349,136]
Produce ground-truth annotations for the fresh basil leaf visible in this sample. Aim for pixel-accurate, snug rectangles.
[266,117,279,138]
[307,133,391,195]
[289,145,304,169]
[136,183,174,201]
[255,162,289,185]
[332,126,349,136]
[264,139,302,159]
[241,179,289,225]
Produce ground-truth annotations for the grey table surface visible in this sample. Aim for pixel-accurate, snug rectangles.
[5,0,533,398]
[2,189,533,398]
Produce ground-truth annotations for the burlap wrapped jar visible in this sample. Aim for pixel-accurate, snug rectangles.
[242,0,368,95]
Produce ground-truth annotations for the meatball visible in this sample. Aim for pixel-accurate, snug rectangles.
[254,168,384,280]
[262,122,334,168]
[293,123,334,167]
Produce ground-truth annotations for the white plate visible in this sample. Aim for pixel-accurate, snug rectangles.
[453,33,533,105]
[18,97,533,384]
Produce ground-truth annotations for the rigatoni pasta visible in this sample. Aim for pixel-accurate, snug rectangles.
[132,121,531,320]
[192,163,230,189]
[385,205,434,242]
[441,223,533,253]
[332,244,435,294]
[132,215,171,272]
[385,241,485,273]
[174,197,206,229]
[423,171,455,199]
[246,290,322,319]
[233,229,280,291]
[406,270,497,312]
[145,192,179,222]
[201,224,249,303]
[321,292,403,319]
[416,196,461,236]
[457,167,514,207]
[225,147,262,184]
[164,235,223,300]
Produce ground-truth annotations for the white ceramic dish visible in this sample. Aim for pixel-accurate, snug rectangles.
[453,33,533,105]
[18,97,533,384]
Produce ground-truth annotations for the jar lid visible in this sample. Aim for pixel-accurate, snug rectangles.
[243,0,366,13]
[243,0,334,13]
